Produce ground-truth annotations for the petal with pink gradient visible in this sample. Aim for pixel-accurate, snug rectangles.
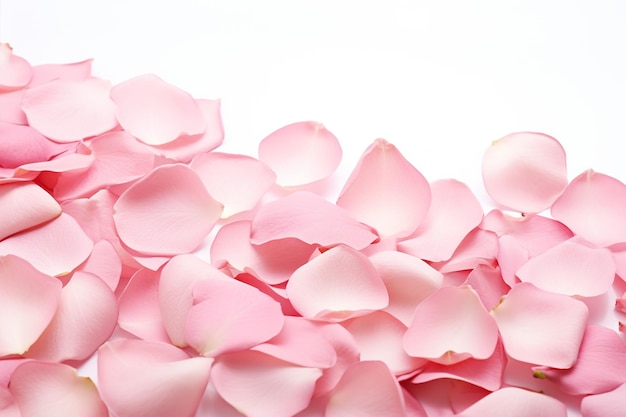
[286,245,388,321]
[29,59,92,86]
[191,152,276,218]
[258,121,342,186]
[0,255,61,356]
[404,285,498,364]
[492,282,588,369]
[464,265,510,311]
[113,164,223,255]
[60,190,118,244]
[551,170,626,247]
[0,213,93,277]
[481,132,567,213]
[456,386,567,417]
[98,338,211,417]
[0,386,19,417]
[18,151,94,174]
[434,228,499,274]
[21,77,117,142]
[0,44,32,90]
[110,74,205,145]
[212,350,322,417]
[580,382,626,417]
[0,181,61,241]
[10,362,107,417]
[0,122,69,169]
[77,239,121,291]
[399,179,483,261]
[250,191,377,249]
[337,139,431,238]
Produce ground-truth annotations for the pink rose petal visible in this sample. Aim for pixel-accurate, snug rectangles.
[10,362,107,417]
[337,139,431,238]
[29,59,92,86]
[110,74,205,145]
[258,121,342,186]
[286,245,389,321]
[0,44,32,90]
[433,228,499,274]
[113,164,223,255]
[456,386,567,417]
[77,239,122,291]
[464,265,510,311]
[21,77,117,142]
[581,382,626,417]
[0,122,69,169]
[0,386,19,417]
[492,282,588,368]
[481,132,567,213]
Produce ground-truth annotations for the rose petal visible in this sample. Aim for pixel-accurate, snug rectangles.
[433,228,498,274]
[29,59,92,86]
[337,139,431,238]
[0,44,32,90]
[0,386,19,417]
[110,74,205,145]
[456,387,567,417]
[0,122,69,169]
[464,265,510,311]
[77,239,122,291]
[581,382,626,417]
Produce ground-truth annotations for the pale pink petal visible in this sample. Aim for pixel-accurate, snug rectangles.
[29,59,92,86]
[0,386,20,417]
[197,381,246,417]
[21,77,117,142]
[433,228,499,274]
[612,244,626,282]
[211,220,316,285]
[492,282,588,368]
[369,250,443,326]
[405,379,488,417]
[25,271,117,362]
[17,151,93,174]
[343,310,425,375]
[456,387,567,417]
[0,44,31,90]
[77,239,121,291]
[535,324,626,395]
[286,245,388,321]
[401,387,429,417]
[404,285,498,364]
[0,255,61,356]
[251,191,377,249]
[337,139,431,238]
[61,190,121,250]
[580,382,626,417]
[212,350,322,417]
[110,74,205,145]
[0,122,69,169]
[495,234,528,286]
[0,181,61,240]
[326,361,406,417]
[0,89,27,125]
[464,265,510,310]
[0,213,93,277]
[233,272,299,316]
[481,132,567,213]
[10,362,107,417]
[191,152,275,218]
[399,179,483,261]
[516,238,615,297]
[113,164,223,255]
[98,338,211,417]
[551,170,626,246]
[185,277,284,356]
[258,121,341,186]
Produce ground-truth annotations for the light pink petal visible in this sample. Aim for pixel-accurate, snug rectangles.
[552,170,626,246]
[110,74,205,145]
[258,121,341,186]
[113,164,223,255]
[492,282,588,368]
[21,77,117,142]
[211,220,316,285]
[0,89,27,125]
[612,244,626,282]
[0,213,93,277]
[251,191,377,249]
[0,255,61,356]
[212,350,322,417]
[0,44,31,90]
[232,272,299,316]
[535,324,626,395]
[10,362,107,417]
[456,387,567,417]
[98,338,211,417]
[191,152,275,218]
[464,265,510,310]
[581,382,626,417]
[61,190,119,245]
[517,238,615,297]
[406,379,488,417]
[0,181,61,241]
[77,239,121,291]
[399,179,483,261]
[286,245,388,321]
[404,285,498,364]
[29,59,92,86]
[25,271,117,362]
[481,132,567,213]
[369,250,443,326]
[197,381,246,417]
[17,151,93,174]
[433,228,499,274]
[326,361,406,417]
[337,139,431,238]
[0,122,69,169]
[343,310,425,375]
[185,277,284,356]
[495,234,528,286]
[0,386,20,417]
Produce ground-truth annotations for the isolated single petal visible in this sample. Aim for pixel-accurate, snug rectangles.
[287,245,388,321]
[337,139,431,238]
[0,44,32,90]
[482,132,567,213]
[492,282,588,368]
[581,382,626,417]
[0,181,61,240]
[113,164,222,255]
[0,122,68,169]
[258,121,341,186]
[110,74,205,145]
[456,387,566,417]
[552,170,626,246]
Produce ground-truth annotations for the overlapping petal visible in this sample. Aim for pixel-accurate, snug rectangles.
[580,382,626,417]
[0,122,68,169]
[0,44,32,90]
[0,386,19,417]
[0,181,61,240]
[456,386,567,417]
[77,239,121,291]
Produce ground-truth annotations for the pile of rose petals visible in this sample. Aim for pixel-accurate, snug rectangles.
[2,42,626,417]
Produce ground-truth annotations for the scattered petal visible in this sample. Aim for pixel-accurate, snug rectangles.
[580,382,626,417]
[456,386,567,417]
[77,239,121,291]
[0,44,32,90]
[0,122,69,169]
[464,265,510,311]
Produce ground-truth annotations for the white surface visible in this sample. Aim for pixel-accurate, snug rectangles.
[4,1,626,416]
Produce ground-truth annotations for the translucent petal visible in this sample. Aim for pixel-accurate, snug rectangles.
[0,44,32,90]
